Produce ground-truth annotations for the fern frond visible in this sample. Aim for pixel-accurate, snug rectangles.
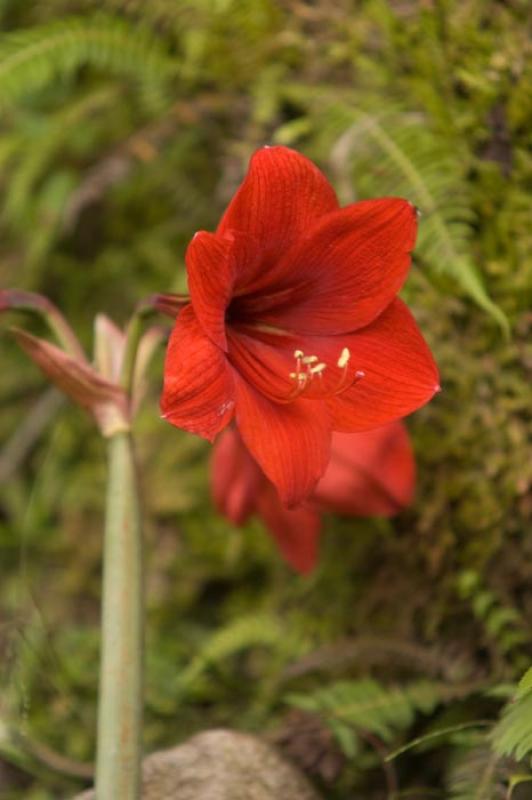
[457,571,530,664]
[447,741,506,800]
[350,114,508,331]
[286,679,442,756]
[0,15,174,107]
[492,668,532,762]
[177,614,293,693]
[3,86,119,224]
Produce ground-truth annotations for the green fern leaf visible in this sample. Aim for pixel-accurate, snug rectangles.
[457,571,530,662]
[517,668,532,695]
[177,614,291,693]
[286,679,441,750]
[3,86,118,224]
[447,742,506,800]
[492,670,532,762]
[0,15,174,107]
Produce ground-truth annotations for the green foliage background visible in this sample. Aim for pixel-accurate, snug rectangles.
[0,1,530,797]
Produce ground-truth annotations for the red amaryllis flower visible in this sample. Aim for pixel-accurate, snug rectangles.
[211,423,415,574]
[162,146,438,506]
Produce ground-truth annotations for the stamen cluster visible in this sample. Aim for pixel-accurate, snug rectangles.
[287,347,365,400]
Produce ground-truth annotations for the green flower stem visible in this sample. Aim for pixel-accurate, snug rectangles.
[120,311,148,396]
[95,430,143,799]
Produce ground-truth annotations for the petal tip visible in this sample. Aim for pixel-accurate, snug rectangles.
[409,201,422,220]
[296,561,317,576]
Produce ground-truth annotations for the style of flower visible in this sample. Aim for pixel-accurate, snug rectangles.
[211,422,415,574]
[161,146,439,506]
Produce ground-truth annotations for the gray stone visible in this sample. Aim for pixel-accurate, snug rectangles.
[75,729,322,800]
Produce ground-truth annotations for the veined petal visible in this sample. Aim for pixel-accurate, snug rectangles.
[217,146,338,272]
[227,324,361,404]
[226,298,437,428]
[233,375,331,507]
[186,230,259,350]
[226,325,294,402]
[314,424,415,516]
[326,299,440,430]
[240,198,417,335]
[161,305,235,442]
[211,427,321,572]
[211,427,262,525]
[256,483,321,574]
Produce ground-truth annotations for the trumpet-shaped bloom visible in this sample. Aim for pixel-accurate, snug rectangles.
[211,423,415,573]
[162,146,439,506]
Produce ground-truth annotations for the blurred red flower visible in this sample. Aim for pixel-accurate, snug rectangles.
[211,422,415,574]
[162,146,438,506]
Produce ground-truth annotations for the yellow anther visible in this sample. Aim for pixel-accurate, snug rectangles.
[337,347,351,369]
[285,345,362,402]
[310,363,327,374]
[283,347,364,403]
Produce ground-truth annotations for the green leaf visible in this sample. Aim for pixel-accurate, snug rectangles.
[492,667,532,762]
[447,742,505,800]
[0,15,174,108]
[386,721,492,762]
[177,615,291,693]
[286,679,442,752]
[516,667,532,698]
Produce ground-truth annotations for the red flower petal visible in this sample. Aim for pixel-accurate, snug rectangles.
[233,375,331,507]
[240,198,417,335]
[217,146,338,270]
[211,427,321,573]
[256,482,321,574]
[225,297,436,433]
[226,325,296,402]
[186,230,260,350]
[160,305,235,442]
[326,299,440,431]
[314,424,415,516]
[227,323,367,404]
[211,427,262,525]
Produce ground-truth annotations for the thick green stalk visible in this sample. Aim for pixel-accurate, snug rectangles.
[95,431,143,799]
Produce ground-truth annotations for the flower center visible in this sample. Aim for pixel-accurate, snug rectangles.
[283,347,365,402]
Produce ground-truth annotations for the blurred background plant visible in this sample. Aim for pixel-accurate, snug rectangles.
[0,1,531,797]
